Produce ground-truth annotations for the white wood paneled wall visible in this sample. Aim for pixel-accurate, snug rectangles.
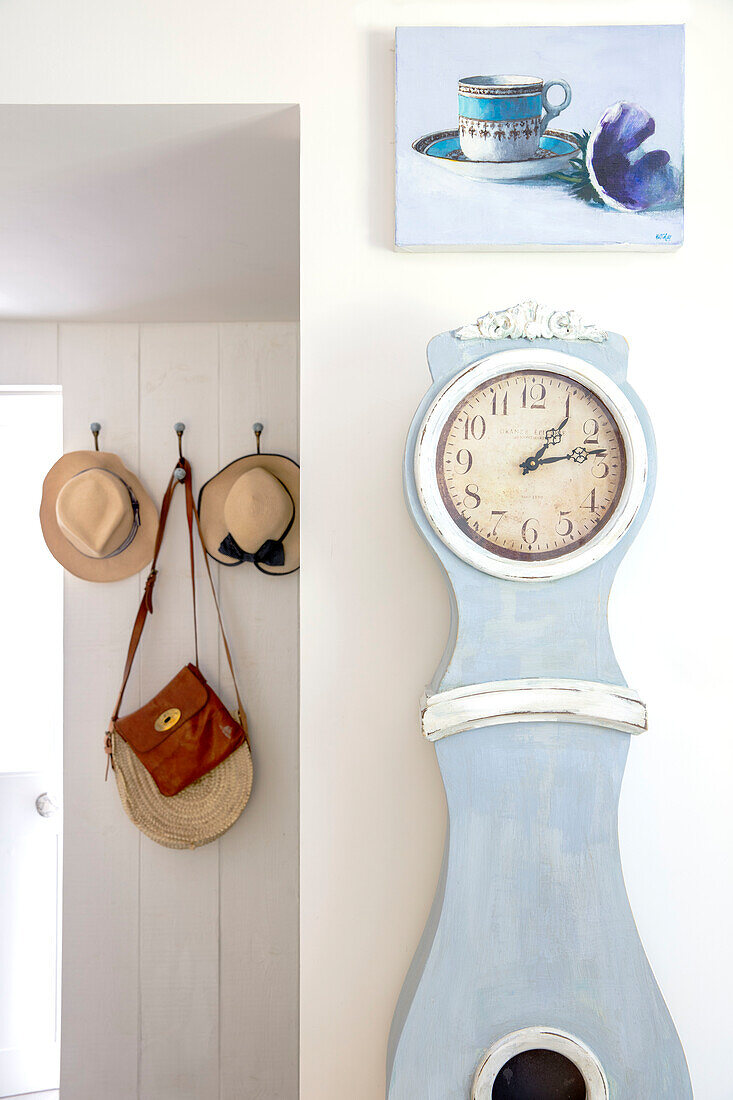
[0,321,299,1100]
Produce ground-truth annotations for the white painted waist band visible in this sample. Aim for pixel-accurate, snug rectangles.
[421,678,647,742]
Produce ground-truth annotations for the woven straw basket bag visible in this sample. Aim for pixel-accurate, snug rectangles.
[111,730,252,849]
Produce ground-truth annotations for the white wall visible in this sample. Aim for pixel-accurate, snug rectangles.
[0,321,299,1100]
[1,2,731,1099]
[0,104,299,322]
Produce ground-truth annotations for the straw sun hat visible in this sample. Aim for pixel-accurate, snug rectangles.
[198,438,299,576]
[40,449,158,582]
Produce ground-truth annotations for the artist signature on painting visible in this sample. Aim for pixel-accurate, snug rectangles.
[656,233,672,241]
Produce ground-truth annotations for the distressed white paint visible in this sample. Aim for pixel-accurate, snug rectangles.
[421,678,647,741]
[456,300,608,343]
[0,321,298,1100]
[472,1027,609,1100]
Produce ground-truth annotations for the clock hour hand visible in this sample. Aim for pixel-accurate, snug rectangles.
[543,414,569,449]
[519,415,570,474]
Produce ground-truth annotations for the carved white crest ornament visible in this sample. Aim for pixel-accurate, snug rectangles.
[455,299,608,343]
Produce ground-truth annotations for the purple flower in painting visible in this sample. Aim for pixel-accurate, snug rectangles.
[586,102,681,211]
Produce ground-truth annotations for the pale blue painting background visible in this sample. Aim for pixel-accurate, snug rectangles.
[395,25,684,249]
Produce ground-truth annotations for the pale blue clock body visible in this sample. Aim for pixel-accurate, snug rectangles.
[387,322,693,1099]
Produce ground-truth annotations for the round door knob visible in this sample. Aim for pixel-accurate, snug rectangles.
[35,792,59,818]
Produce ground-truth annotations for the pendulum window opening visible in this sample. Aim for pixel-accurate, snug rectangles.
[492,1049,587,1100]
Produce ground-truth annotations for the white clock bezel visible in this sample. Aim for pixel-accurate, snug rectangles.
[414,348,648,582]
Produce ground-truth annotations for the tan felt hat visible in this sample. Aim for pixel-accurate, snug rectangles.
[198,453,299,575]
[40,450,158,582]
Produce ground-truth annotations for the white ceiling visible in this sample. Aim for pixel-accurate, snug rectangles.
[0,104,299,321]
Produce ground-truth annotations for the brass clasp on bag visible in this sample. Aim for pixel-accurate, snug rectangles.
[154,707,182,733]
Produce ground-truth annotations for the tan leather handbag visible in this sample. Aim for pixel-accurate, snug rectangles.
[106,457,249,798]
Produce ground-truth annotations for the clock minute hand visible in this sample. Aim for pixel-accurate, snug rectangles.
[538,447,607,466]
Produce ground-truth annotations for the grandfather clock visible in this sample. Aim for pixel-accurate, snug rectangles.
[387,303,692,1100]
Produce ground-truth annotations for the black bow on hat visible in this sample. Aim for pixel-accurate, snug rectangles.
[218,533,286,567]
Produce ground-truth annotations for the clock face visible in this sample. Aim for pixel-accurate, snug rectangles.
[435,369,627,562]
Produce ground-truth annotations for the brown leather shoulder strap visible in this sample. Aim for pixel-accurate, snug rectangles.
[110,462,182,722]
[110,458,246,741]
[190,490,247,734]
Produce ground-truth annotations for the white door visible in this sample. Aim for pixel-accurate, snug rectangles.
[0,389,63,1097]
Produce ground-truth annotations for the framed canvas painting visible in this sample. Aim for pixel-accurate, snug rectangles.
[395,25,684,251]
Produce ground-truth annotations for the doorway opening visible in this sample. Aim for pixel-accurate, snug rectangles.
[0,387,63,1099]
[0,102,299,1100]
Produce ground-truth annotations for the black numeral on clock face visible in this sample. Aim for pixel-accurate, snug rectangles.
[491,391,508,416]
[455,448,472,473]
[521,382,546,410]
[521,518,539,545]
[580,488,598,512]
[464,484,481,509]
[463,415,486,439]
[583,418,600,445]
[556,511,573,536]
[490,511,506,535]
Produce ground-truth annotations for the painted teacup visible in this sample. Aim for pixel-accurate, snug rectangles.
[458,75,572,162]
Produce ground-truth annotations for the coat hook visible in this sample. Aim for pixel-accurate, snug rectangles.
[253,422,263,455]
[174,422,185,459]
[90,422,101,451]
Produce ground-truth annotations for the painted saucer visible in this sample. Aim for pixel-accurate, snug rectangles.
[412,129,580,181]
